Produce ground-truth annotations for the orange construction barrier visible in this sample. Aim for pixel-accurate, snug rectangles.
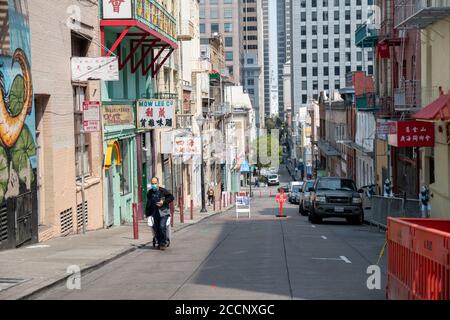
[387,217,450,300]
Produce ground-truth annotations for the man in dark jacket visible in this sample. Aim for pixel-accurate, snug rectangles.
[145,177,174,250]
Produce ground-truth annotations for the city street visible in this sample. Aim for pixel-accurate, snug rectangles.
[35,168,387,300]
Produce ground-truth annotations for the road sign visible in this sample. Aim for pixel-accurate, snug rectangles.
[236,196,251,219]
[83,101,100,132]
[240,160,250,173]
[276,194,287,203]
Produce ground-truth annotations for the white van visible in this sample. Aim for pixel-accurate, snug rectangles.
[267,174,280,186]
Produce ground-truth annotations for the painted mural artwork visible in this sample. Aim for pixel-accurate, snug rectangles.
[0,0,37,204]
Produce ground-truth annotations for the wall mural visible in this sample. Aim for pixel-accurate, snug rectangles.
[0,0,36,205]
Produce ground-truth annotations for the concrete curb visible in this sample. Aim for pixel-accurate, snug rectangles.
[18,205,234,300]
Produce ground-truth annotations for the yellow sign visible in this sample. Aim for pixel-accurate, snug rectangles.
[103,105,134,126]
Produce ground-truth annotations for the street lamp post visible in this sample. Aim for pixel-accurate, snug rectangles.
[196,115,207,213]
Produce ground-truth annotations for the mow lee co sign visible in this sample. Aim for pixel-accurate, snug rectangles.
[137,99,175,130]
[388,120,435,148]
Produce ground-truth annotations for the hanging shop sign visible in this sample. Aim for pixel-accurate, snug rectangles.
[102,0,132,19]
[83,101,101,132]
[137,99,175,129]
[376,119,392,140]
[173,136,200,156]
[388,120,435,148]
[103,105,134,126]
[71,57,119,81]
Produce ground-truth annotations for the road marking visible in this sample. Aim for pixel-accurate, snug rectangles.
[340,256,352,264]
[321,236,327,240]
[26,245,50,249]
[312,258,342,261]
[311,225,316,228]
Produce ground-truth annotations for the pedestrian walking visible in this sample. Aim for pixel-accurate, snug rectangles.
[383,179,393,197]
[207,186,214,206]
[145,177,174,250]
[419,185,432,218]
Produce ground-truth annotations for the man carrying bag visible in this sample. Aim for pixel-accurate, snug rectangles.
[145,177,174,250]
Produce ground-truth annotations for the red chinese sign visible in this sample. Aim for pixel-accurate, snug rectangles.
[276,194,287,203]
[388,121,435,147]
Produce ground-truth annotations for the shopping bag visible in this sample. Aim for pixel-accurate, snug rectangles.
[166,216,171,227]
[147,216,154,227]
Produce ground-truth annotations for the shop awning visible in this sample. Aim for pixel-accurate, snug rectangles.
[317,141,341,157]
[413,93,450,121]
[104,140,122,170]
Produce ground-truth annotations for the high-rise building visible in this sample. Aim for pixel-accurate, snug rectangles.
[277,0,286,119]
[291,0,374,116]
[242,0,264,128]
[199,0,242,84]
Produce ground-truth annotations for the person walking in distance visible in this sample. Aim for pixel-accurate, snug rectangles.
[207,186,214,206]
[419,186,432,218]
[145,177,174,250]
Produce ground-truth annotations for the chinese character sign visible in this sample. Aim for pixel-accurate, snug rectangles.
[83,101,101,132]
[388,121,435,148]
[102,0,132,19]
[137,99,174,129]
[173,137,200,156]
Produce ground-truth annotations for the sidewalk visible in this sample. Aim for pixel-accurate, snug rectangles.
[0,204,234,300]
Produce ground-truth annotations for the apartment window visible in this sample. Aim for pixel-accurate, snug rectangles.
[312,11,317,22]
[357,51,362,61]
[346,65,351,74]
[301,40,307,49]
[224,23,233,32]
[313,80,318,90]
[225,37,233,47]
[368,65,374,75]
[334,11,339,20]
[323,25,329,35]
[345,10,350,20]
[323,53,329,63]
[323,11,328,21]
[210,0,217,3]
[200,23,205,33]
[247,79,255,86]
[312,0,317,7]
[225,51,233,61]
[345,0,350,5]
[224,0,232,3]
[224,8,232,19]
[335,66,340,75]
[334,38,340,48]
[368,51,374,61]
[301,54,307,63]
[324,66,329,76]
[302,81,307,90]
[345,52,351,62]
[345,38,351,48]
[247,58,254,64]
[302,95,308,104]
[301,12,306,21]
[211,23,219,33]
[334,52,340,62]
[312,53,318,63]
[323,39,329,49]
[73,86,90,179]
[334,0,339,6]
[324,80,329,90]
[302,67,307,77]
[312,25,317,35]
[301,0,306,7]
[357,0,362,5]
[323,0,328,6]
[210,8,218,19]
[335,80,340,89]
[199,7,205,19]
[228,66,233,76]
[345,24,351,34]
[313,67,318,77]
[356,10,362,20]
[301,25,306,35]
[312,39,317,49]
[248,89,254,95]
[334,25,340,35]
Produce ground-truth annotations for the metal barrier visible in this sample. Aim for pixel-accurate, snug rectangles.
[368,195,421,229]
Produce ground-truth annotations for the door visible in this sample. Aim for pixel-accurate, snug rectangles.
[106,169,115,227]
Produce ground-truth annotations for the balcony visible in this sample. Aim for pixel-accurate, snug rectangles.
[356,93,379,112]
[177,19,195,41]
[355,23,379,48]
[153,92,178,100]
[395,0,450,29]
[378,19,403,45]
[394,80,421,111]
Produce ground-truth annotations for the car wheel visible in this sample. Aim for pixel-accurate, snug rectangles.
[309,208,322,224]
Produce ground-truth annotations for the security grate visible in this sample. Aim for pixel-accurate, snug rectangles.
[0,203,8,244]
[76,201,88,231]
[60,208,73,236]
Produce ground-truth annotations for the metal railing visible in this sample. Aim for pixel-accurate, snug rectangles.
[394,80,421,110]
[395,0,450,28]
[367,195,421,229]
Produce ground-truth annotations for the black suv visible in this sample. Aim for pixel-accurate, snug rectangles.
[308,177,364,225]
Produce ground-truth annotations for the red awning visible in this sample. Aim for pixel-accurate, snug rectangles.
[413,94,450,121]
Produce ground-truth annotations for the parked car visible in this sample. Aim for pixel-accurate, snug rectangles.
[299,180,316,216]
[268,174,280,186]
[308,177,364,224]
[288,181,303,203]
[289,184,303,204]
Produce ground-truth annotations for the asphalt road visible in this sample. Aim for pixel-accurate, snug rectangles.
[35,167,387,300]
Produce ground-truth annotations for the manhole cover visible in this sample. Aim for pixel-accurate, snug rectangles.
[0,278,29,292]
